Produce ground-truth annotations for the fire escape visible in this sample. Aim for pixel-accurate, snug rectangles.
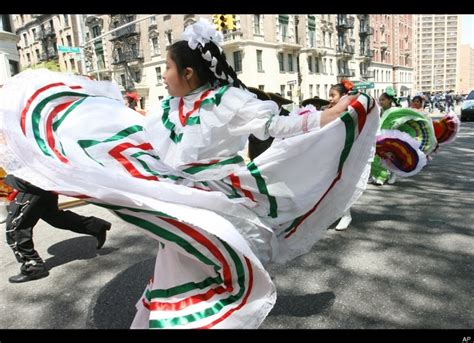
[83,15,109,80]
[109,14,144,92]
[33,16,58,64]
[358,14,374,80]
[335,14,355,80]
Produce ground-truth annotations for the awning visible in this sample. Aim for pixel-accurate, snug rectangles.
[308,15,316,30]
[279,15,289,24]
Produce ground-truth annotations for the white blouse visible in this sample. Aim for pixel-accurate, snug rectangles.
[144,85,321,179]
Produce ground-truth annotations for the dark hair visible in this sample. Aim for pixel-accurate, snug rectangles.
[330,83,349,97]
[126,96,137,109]
[412,95,423,103]
[380,92,401,107]
[168,40,246,89]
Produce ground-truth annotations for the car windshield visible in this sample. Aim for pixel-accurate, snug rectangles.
[467,91,474,100]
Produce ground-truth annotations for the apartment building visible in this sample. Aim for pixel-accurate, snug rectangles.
[415,14,461,93]
[392,15,414,97]
[0,15,19,86]
[370,15,414,98]
[458,44,474,94]
[12,14,85,75]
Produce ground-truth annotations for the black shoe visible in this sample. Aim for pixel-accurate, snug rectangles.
[9,269,49,283]
[96,222,111,249]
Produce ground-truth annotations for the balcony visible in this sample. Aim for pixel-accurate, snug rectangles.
[221,30,244,49]
[359,25,374,36]
[361,70,375,79]
[148,24,157,31]
[110,24,138,40]
[380,41,388,50]
[336,44,354,58]
[112,50,144,65]
[360,49,374,58]
[336,15,354,30]
[338,68,355,77]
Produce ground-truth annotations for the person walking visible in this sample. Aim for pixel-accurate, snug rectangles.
[4,174,111,283]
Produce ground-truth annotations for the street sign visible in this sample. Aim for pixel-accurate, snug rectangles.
[354,81,374,90]
[57,45,82,54]
[287,80,297,85]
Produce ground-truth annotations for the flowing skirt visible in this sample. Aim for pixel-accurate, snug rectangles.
[0,69,379,328]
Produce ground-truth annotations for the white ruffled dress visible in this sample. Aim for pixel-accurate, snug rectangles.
[0,69,379,329]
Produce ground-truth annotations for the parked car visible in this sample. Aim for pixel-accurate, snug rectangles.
[461,90,474,122]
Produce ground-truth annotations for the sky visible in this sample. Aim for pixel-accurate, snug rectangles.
[461,15,474,47]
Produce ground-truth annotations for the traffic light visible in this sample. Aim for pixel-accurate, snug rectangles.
[212,14,226,31]
[223,15,237,31]
[212,14,237,32]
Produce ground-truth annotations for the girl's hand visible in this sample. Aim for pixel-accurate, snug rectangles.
[337,92,359,109]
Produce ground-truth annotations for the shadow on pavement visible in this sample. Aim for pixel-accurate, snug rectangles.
[86,257,155,329]
[268,291,336,317]
[44,236,118,271]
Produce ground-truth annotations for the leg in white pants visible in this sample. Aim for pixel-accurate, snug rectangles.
[336,208,352,231]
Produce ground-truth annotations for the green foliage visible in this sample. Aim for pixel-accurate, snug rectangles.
[30,60,61,72]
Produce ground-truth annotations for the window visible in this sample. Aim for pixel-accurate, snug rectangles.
[315,57,320,73]
[131,43,138,55]
[278,15,289,41]
[163,15,171,21]
[26,53,31,63]
[152,36,160,55]
[120,74,126,86]
[134,71,140,83]
[337,33,344,51]
[166,31,172,46]
[63,15,69,26]
[329,58,333,75]
[32,28,36,40]
[308,15,316,47]
[233,51,242,72]
[253,15,261,35]
[0,14,12,32]
[278,52,284,72]
[316,84,320,98]
[307,56,313,72]
[155,66,162,84]
[23,33,28,46]
[328,32,332,48]
[309,84,313,98]
[35,49,40,61]
[288,54,293,72]
[322,58,327,74]
[92,25,100,38]
[66,35,72,47]
[256,50,263,72]
[9,60,19,76]
[150,16,156,24]
[69,58,75,71]
[280,85,286,96]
